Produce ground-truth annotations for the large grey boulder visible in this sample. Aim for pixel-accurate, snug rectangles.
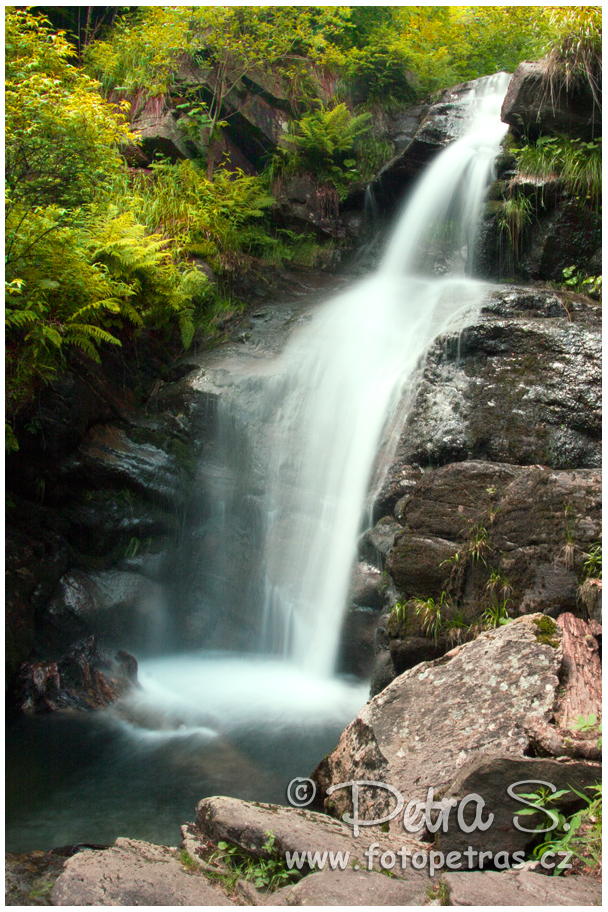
[501,61,600,140]
[313,616,593,846]
[51,838,233,906]
[444,869,602,906]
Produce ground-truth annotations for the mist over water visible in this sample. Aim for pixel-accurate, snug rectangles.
[6,74,511,852]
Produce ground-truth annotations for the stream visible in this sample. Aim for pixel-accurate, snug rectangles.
[6,73,511,853]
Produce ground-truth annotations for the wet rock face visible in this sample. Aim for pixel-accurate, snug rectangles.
[373,79,482,210]
[388,287,601,471]
[364,285,600,690]
[46,570,168,652]
[386,461,600,608]
[16,636,138,713]
[501,61,600,141]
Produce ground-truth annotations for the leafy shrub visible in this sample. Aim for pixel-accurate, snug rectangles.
[515,135,602,207]
[274,104,370,199]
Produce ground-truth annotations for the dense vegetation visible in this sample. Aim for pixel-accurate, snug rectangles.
[5,6,601,449]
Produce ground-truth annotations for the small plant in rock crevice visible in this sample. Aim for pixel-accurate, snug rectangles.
[515,781,602,877]
[209,831,301,893]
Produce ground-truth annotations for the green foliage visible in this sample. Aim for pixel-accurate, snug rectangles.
[212,832,300,893]
[497,194,534,261]
[533,615,560,648]
[275,104,370,199]
[516,135,602,207]
[582,544,602,580]
[517,782,602,876]
[543,7,602,113]
[412,591,449,643]
[125,159,274,272]
[573,713,601,746]
[5,8,132,217]
[344,27,416,104]
[480,599,512,629]
[179,849,201,871]
[561,266,602,299]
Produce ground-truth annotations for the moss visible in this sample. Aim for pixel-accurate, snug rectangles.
[533,615,560,648]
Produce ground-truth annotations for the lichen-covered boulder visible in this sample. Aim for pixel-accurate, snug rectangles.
[313,616,573,835]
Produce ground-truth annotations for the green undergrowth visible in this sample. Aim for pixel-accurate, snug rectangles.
[209,832,301,894]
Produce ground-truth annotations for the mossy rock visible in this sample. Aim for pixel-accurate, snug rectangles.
[533,615,560,648]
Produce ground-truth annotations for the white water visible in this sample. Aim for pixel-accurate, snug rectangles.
[259,73,511,675]
[7,75,515,855]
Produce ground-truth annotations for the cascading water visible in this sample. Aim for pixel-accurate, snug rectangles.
[258,72,511,675]
[6,74,512,852]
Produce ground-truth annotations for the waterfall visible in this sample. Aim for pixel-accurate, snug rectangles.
[258,73,511,675]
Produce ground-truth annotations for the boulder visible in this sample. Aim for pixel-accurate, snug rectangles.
[267,868,429,906]
[16,636,138,713]
[130,109,193,164]
[50,838,233,906]
[194,796,428,874]
[438,755,600,857]
[313,616,569,837]
[46,569,167,650]
[501,61,600,141]
[443,869,602,906]
[374,79,485,209]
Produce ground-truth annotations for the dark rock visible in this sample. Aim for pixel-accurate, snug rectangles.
[16,636,138,713]
[46,569,167,651]
[369,649,396,697]
[61,425,188,509]
[444,869,602,906]
[519,198,602,283]
[5,525,71,685]
[501,61,600,141]
[374,79,484,210]
[5,850,67,906]
[358,517,402,568]
[389,635,446,676]
[271,176,346,241]
[50,838,232,906]
[439,755,600,857]
[385,534,457,599]
[372,464,424,523]
[347,561,385,609]
[392,287,601,469]
[130,109,193,164]
[336,605,380,677]
[384,461,600,617]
